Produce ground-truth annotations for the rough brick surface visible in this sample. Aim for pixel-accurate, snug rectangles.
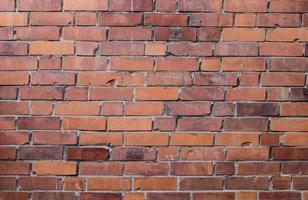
[0,0,307,198]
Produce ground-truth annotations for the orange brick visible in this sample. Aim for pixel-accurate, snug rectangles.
[0,13,28,26]
[222,28,265,41]
[124,133,168,146]
[108,118,152,131]
[32,162,77,175]
[134,177,176,190]
[170,133,213,146]
[136,87,179,101]
[88,178,131,191]
[62,117,106,130]
[30,41,74,55]
[235,14,256,27]
[146,42,167,56]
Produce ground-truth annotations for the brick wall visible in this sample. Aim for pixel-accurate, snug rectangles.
[0,0,308,199]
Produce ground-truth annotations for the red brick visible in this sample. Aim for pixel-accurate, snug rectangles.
[282,162,308,174]
[0,192,28,200]
[0,177,16,190]
[226,88,266,101]
[260,42,304,56]
[75,42,97,56]
[110,0,153,11]
[39,56,61,70]
[167,42,212,56]
[90,88,133,101]
[19,0,61,11]
[112,147,156,161]
[99,13,142,26]
[0,56,37,70]
[180,87,225,100]
[0,27,13,40]
[180,147,225,160]
[171,162,213,176]
[80,193,121,200]
[237,103,279,116]
[194,73,237,86]
[177,118,222,131]
[30,12,73,26]
[272,176,291,189]
[124,162,168,176]
[0,117,15,130]
[0,0,14,11]
[167,102,210,116]
[180,177,223,190]
[270,58,308,72]
[273,148,308,160]
[16,27,60,41]
[156,0,176,11]
[64,177,85,191]
[258,14,301,27]
[18,117,60,130]
[79,132,122,146]
[19,177,62,190]
[32,131,77,145]
[0,162,29,175]
[0,72,29,85]
[65,87,88,101]
[109,27,151,41]
[101,102,123,116]
[64,0,108,10]
[227,147,269,160]
[153,117,176,131]
[148,72,192,86]
[225,0,267,12]
[32,71,75,85]
[19,146,62,160]
[194,193,235,200]
[110,57,153,71]
[270,0,308,12]
[155,27,197,41]
[238,162,280,175]
[216,42,258,56]
[145,13,188,26]
[62,117,106,130]
[0,131,28,145]
[223,57,266,71]
[178,0,221,12]
[215,162,235,175]
[101,42,144,56]
[67,147,109,161]
[0,102,29,115]
[31,102,53,116]
[0,42,28,55]
[190,13,233,27]
[215,133,259,146]
[76,12,96,25]
[213,102,234,116]
[226,177,269,190]
[88,178,131,191]
[0,147,16,160]
[259,192,301,200]
[63,57,107,71]
[20,86,63,100]
[156,57,199,71]
[63,27,106,41]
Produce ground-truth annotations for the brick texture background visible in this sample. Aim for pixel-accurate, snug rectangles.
[0,0,308,199]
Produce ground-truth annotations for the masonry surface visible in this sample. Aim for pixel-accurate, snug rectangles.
[0,0,308,199]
